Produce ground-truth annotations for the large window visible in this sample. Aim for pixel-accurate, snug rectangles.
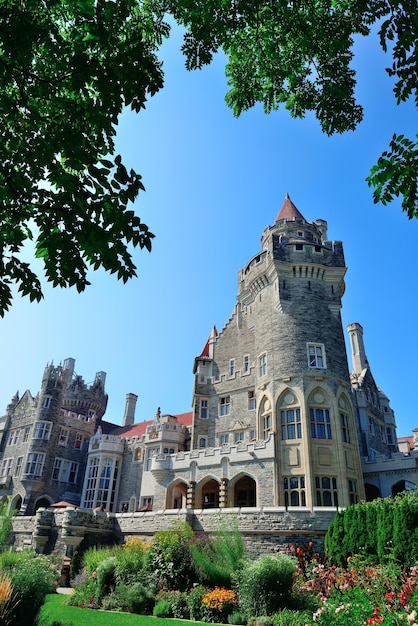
[259,353,267,376]
[284,476,306,507]
[15,457,23,477]
[74,433,84,449]
[83,458,100,508]
[281,408,302,440]
[33,421,52,440]
[200,399,208,419]
[58,428,69,447]
[340,413,351,443]
[315,476,338,506]
[82,457,119,511]
[24,453,45,477]
[349,479,359,505]
[307,344,326,368]
[52,458,79,483]
[7,429,19,446]
[262,413,272,439]
[248,390,256,411]
[0,458,13,477]
[310,408,332,439]
[220,396,230,416]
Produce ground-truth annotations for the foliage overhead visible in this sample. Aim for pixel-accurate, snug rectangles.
[0,0,165,315]
[0,0,416,315]
[169,0,417,216]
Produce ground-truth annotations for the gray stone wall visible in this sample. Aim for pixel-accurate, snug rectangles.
[11,506,337,558]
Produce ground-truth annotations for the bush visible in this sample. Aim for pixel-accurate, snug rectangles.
[145,523,195,591]
[187,585,209,621]
[95,556,116,603]
[82,545,114,576]
[227,611,247,625]
[155,590,189,619]
[115,538,149,586]
[236,554,296,617]
[112,582,155,614]
[0,550,60,625]
[190,517,245,588]
[201,587,238,623]
[153,598,171,618]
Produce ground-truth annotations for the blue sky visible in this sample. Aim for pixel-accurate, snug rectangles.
[1,23,417,437]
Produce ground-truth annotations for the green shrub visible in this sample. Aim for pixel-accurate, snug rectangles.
[95,556,116,603]
[227,611,247,625]
[153,598,171,618]
[272,609,314,626]
[0,550,60,625]
[187,585,209,621]
[155,590,189,619]
[112,582,155,614]
[82,545,114,575]
[66,576,97,608]
[235,554,296,617]
[190,516,245,588]
[114,540,148,586]
[145,523,195,591]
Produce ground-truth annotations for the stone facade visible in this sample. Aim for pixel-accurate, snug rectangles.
[2,195,416,556]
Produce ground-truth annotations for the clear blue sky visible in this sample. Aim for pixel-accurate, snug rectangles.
[1,23,417,437]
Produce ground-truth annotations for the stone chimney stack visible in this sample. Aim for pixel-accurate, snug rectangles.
[347,322,368,375]
[123,393,138,427]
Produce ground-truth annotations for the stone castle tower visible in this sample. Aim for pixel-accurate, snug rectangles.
[191,194,365,508]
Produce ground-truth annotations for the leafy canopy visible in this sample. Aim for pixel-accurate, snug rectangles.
[169,0,417,215]
[0,0,416,315]
[0,0,167,315]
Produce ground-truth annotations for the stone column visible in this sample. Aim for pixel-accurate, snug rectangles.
[219,478,229,508]
[187,481,196,508]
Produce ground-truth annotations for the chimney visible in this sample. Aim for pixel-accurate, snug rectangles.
[123,393,138,427]
[347,322,368,374]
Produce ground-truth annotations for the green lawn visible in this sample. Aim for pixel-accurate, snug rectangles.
[37,594,200,626]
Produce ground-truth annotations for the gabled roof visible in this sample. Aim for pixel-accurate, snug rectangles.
[275,193,306,223]
[105,411,193,440]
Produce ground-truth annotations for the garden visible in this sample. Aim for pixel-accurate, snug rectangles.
[2,491,418,626]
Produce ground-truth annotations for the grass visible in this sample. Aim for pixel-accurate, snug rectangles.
[37,594,201,626]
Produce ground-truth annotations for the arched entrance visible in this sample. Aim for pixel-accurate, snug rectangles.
[34,496,53,511]
[392,480,417,497]
[166,480,188,509]
[233,476,256,507]
[201,479,220,509]
[10,494,22,513]
[365,483,381,501]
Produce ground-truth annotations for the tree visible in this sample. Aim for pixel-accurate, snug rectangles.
[169,0,417,214]
[0,0,168,315]
[1,0,416,315]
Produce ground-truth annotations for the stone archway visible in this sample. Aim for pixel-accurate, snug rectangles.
[10,494,22,513]
[34,495,53,512]
[233,475,256,507]
[166,480,188,509]
[365,483,381,501]
[201,479,220,509]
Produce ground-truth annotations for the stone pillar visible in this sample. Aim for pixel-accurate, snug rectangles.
[220,478,229,508]
[187,481,196,508]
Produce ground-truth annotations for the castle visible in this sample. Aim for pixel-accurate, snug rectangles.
[1,195,416,552]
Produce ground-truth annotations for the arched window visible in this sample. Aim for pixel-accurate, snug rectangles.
[259,397,272,440]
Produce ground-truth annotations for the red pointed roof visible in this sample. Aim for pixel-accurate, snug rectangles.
[198,326,218,358]
[275,193,305,222]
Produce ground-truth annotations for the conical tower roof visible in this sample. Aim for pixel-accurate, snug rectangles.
[275,193,306,222]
